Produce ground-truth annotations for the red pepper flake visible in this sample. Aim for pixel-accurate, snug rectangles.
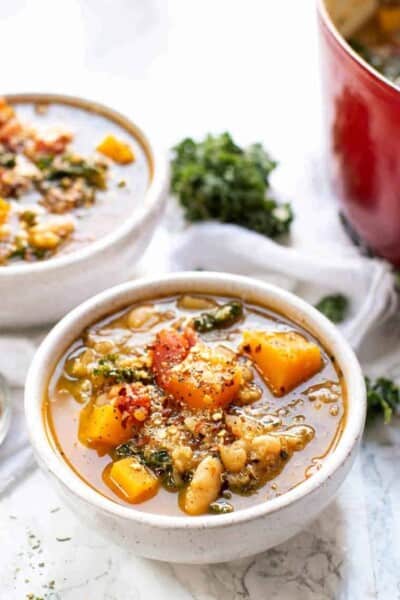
[115,384,151,427]
[136,436,149,447]
[151,327,197,386]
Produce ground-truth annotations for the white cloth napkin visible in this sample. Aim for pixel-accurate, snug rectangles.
[169,222,398,349]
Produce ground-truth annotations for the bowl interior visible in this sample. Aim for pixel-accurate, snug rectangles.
[5,92,155,174]
[25,272,366,529]
[0,92,168,277]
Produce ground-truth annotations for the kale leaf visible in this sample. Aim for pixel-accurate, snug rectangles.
[113,441,143,460]
[0,149,16,168]
[366,377,400,424]
[144,450,172,475]
[35,154,54,171]
[171,133,293,238]
[93,355,153,384]
[315,294,349,323]
[193,301,244,332]
[36,153,107,189]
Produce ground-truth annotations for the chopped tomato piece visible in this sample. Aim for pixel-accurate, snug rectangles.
[0,118,23,146]
[30,127,73,157]
[151,327,196,386]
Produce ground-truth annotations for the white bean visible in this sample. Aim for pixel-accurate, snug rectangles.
[127,305,157,330]
[251,434,281,463]
[177,295,217,311]
[182,456,222,515]
[219,441,247,473]
[225,414,264,439]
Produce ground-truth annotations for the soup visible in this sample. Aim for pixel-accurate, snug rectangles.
[45,295,346,517]
[349,1,400,85]
[0,97,151,265]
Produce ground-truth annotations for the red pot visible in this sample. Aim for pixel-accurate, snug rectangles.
[318,0,400,265]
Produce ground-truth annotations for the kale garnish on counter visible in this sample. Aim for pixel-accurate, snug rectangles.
[171,133,293,238]
[315,294,349,324]
[366,377,400,425]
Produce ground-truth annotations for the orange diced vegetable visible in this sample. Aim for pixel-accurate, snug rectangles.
[0,98,15,125]
[0,198,10,224]
[242,330,323,396]
[78,403,130,450]
[378,7,400,33]
[151,328,197,387]
[164,343,243,409]
[97,134,135,164]
[106,457,159,503]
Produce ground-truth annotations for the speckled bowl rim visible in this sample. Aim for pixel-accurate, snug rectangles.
[25,272,366,530]
[0,92,168,278]
[317,0,400,95]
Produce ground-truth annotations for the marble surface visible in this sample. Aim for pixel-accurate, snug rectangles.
[0,1,400,598]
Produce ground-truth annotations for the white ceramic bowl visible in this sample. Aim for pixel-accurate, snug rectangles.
[25,272,366,564]
[0,93,168,329]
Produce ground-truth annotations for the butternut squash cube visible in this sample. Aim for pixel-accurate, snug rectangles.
[78,403,130,449]
[107,457,159,503]
[378,7,400,33]
[165,343,243,410]
[242,330,323,396]
[0,198,10,225]
[97,134,135,164]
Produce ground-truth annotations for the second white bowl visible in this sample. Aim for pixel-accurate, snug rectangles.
[0,93,168,328]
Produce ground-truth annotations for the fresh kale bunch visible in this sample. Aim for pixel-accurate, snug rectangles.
[366,377,400,425]
[315,294,349,323]
[171,133,293,238]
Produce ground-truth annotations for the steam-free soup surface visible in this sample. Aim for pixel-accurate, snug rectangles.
[0,98,150,265]
[46,295,346,517]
